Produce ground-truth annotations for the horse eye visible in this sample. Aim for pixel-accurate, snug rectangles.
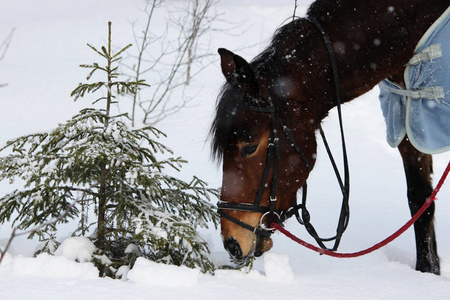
[241,144,258,158]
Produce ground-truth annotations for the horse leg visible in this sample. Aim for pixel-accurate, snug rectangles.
[398,137,439,274]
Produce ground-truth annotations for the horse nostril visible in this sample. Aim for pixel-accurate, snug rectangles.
[254,248,263,257]
[224,237,243,259]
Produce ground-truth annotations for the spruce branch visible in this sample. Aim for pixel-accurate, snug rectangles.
[71,22,149,112]
[0,198,79,265]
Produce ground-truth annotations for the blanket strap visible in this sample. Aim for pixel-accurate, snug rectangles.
[409,43,442,65]
[379,81,444,101]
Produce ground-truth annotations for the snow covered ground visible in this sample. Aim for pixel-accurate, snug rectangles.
[1,1,450,299]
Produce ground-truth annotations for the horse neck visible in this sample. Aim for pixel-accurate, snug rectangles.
[280,0,449,122]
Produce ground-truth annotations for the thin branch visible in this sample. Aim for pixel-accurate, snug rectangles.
[0,29,14,61]
[124,0,220,126]
[130,0,161,127]
[0,29,15,88]
[293,0,298,20]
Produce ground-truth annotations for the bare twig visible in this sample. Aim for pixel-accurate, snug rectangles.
[123,0,218,126]
[129,0,161,127]
[293,0,298,21]
[0,29,15,88]
[0,29,14,61]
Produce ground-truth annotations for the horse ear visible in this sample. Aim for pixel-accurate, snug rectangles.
[218,48,259,97]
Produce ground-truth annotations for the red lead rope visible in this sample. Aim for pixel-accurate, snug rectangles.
[271,160,450,258]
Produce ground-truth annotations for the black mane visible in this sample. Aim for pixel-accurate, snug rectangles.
[210,82,245,161]
[210,18,310,161]
[307,0,354,20]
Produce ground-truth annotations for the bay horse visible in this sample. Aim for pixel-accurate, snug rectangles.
[211,0,450,275]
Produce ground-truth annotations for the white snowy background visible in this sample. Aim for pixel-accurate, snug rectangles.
[1,1,450,299]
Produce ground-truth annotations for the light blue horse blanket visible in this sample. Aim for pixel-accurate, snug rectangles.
[379,6,450,154]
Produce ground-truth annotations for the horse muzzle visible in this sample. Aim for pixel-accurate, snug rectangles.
[223,235,273,266]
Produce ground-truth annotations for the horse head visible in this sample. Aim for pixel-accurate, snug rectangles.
[211,47,318,265]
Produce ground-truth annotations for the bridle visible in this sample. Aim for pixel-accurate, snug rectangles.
[218,16,350,251]
[217,102,309,238]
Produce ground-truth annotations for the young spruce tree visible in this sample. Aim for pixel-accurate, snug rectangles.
[0,22,219,276]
